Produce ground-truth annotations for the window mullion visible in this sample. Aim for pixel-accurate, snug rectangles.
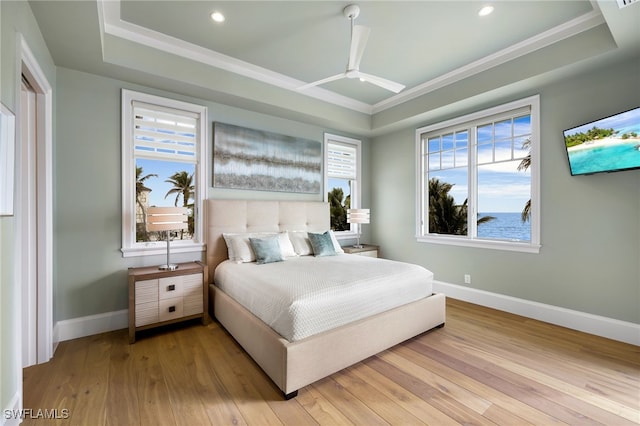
[421,139,427,236]
[469,126,478,238]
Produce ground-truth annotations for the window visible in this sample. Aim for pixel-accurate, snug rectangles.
[416,95,540,253]
[121,90,207,257]
[324,133,361,237]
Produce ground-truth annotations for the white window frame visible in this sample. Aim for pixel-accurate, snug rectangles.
[415,95,541,253]
[324,133,362,240]
[121,89,207,257]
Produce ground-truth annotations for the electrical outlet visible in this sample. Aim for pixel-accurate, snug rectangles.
[464,274,471,284]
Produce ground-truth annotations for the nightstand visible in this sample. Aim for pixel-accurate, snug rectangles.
[343,244,379,258]
[128,261,209,343]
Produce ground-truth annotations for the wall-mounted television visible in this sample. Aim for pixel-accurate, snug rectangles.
[563,107,640,176]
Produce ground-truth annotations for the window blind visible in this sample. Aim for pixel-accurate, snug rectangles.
[133,102,197,161]
[327,142,357,179]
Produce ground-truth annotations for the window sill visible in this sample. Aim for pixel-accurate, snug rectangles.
[121,242,206,258]
[416,235,540,254]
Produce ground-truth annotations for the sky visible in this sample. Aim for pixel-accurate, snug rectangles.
[564,107,640,136]
[436,163,531,213]
[137,158,195,207]
[328,178,352,203]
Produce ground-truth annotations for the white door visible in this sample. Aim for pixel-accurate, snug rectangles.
[19,39,54,366]
[20,77,39,368]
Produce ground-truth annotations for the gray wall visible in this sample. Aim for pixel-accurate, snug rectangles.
[0,0,56,413]
[371,56,640,324]
[54,66,370,322]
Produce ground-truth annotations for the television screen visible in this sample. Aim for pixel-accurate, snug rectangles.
[563,107,640,176]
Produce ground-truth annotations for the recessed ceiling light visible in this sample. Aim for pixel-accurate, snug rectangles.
[210,11,225,23]
[478,5,494,16]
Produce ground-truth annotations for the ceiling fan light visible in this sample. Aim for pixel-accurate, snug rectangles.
[478,5,494,17]
[210,11,225,23]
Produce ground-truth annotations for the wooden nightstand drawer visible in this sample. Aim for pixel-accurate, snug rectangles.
[159,297,184,321]
[183,273,204,316]
[135,301,158,326]
[135,279,159,304]
[159,276,184,300]
[128,262,209,343]
[182,273,203,290]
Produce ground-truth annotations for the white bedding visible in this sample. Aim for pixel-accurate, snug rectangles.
[214,254,434,341]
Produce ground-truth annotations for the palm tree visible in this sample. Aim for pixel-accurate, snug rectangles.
[428,178,494,235]
[517,138,532,223]
[429,178,467,235]
[136,166,157,241]
[165,171,194,237]
[328,187,349,231]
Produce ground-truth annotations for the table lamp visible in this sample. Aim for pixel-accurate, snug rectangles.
[347,208,369,248]
[146,206,189,270]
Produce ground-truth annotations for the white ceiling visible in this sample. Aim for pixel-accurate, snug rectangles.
[29,0,640,133]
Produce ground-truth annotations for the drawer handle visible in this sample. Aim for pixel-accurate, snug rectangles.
[167,284,175,291]
[168,306,176,313]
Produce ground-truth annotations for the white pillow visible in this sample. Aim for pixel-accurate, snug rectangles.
[289,231,313,256]
[223,232,268,263]
[329,230,344,254]
[231,235,256,263]
[277,231,297,257]
[223,231,296,262]
[222,232,240,260]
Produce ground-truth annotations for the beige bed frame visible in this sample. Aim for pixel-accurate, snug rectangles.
[206,199,446,399]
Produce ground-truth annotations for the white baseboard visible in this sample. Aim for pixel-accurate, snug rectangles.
[56,309,128,342]
[54,284,640,347]
[2,391,21,426]
[434,280,640,346]
[52,323,59,354]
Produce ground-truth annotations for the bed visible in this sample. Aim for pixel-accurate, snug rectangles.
[206,199,446,399]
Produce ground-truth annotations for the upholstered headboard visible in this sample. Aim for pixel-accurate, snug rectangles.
[205,199,329,282]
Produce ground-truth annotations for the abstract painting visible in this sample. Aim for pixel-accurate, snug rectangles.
[213,122,321,193]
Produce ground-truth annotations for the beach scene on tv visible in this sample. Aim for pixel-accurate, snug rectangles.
[564,107,640,175]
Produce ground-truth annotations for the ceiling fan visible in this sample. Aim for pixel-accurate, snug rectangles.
[298,4,406,94]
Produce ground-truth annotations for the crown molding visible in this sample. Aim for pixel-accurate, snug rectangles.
[97,0,373,114]
[97,1,604,117]
[372,9,606,114]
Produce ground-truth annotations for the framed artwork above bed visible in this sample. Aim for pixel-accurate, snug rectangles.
[212,122,321,194]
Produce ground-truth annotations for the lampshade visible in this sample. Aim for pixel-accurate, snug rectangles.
[147,207,189,232]
[146,206,189,270]
[347,208,370,224]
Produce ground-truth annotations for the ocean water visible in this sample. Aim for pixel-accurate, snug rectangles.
[568,140,640,175]
[478,212,531,241]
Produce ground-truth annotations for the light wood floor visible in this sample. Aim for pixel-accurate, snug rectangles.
[23,298,639,425]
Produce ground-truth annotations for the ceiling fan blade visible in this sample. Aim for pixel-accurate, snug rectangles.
[297,73,346,91]
[348,25,370,70]
[357,72,406,93]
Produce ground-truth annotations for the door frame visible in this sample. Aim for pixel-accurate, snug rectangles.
[16,34,54,367]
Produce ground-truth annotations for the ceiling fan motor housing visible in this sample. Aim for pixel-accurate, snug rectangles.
[343,4,360,20]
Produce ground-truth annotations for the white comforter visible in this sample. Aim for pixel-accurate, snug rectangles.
[214,254,433,341]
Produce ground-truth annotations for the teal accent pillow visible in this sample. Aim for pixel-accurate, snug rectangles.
[249,236,285,264]
[308,231,337,257]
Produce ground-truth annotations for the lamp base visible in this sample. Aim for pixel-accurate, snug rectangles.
[352,244,364,248]
[158,264,179,271]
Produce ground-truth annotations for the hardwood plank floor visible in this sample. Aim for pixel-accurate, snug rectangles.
[22,299,640,425]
